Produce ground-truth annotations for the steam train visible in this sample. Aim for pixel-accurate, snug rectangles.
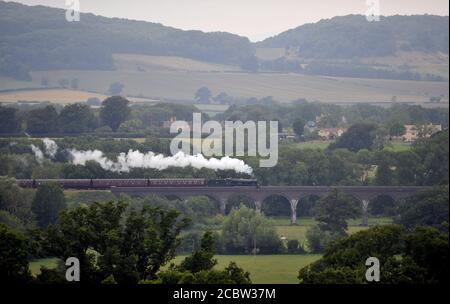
[16,178,259,189]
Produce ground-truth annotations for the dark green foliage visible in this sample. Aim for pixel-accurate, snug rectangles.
[403,226,449,283]
[292,118,306,138]
[395,186,449,231]
[26,105,59,134]
[261,196,290,217]
[100,96,130,131]
[0,2,253,80]
[0,177,34,228]
[374,151,395,186]
[221,206,283,254]
[314,190,361,235]
[260,15,449,58]
[239,55,259,72]
[286,239,305,254]
[43,201,190,283]
[195,87,212,104]
[59,103,95,133]
[0,223,32,283]
[0,105,21,133]
[179,231,217,273]
[413,130,449,185]
[329,123,377,152]
[156,261,251,284]
[369,195,396,217]
[31,183,66,229]
[305,225,341,253]
[389,123,406,137]
[299,225,449,284]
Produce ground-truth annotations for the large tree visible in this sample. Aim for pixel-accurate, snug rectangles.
[329,123,377,152]
[26,105,59,134]
[413,130,449,185]
[395,186,449,231]
[179,231,217,273]
[100,96,130,131]
[31,183,66,229]
[0,224,32,283]
[299,225,449,284]
[221,205,283,254]
[195,87,212,104]
[313,190,361,236]
[292,118,306,138]
[59,103,94,133]
[44,201,190,283]
[0,106,21,134]
[388,122,406,138]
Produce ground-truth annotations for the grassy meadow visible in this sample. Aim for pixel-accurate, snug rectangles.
[27,68,447,104]
[28,215,392,283]
[1,52,447,105]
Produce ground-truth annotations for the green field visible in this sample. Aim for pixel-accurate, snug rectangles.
[170,254,322,284]
[29,258,59,276]
[29,255,321,284]
[28,216,391,283]
[26,68,448,104]
[273,216,392,245]
[1,52,448,105]
[3,53,443,105]
[292,140,411,152]
[384,141,412,152]
[295,140,333,150]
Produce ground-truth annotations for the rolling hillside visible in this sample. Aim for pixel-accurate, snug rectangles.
[259,15,449,58]
[0,2,448,105]
[0,1,253,80]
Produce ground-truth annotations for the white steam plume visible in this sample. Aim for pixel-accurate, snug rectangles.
[43,138,58,158]
[31,144,44,164]
[70,149,253,175]
[29,138,254,174]
[30,138,58,162]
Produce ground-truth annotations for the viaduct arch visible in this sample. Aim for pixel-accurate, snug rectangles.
[111,186,430,226]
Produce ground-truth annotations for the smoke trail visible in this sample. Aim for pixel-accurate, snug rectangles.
[31,144,44,163]
[43,138,58,158]
[30,138,58,162]
[70,149,253,174]
[29,138,254,174]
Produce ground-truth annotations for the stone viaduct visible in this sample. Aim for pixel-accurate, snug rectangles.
[111,186,430,226]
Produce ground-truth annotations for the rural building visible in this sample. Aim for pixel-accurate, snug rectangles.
[318,128,347,140]
[402,124,442,142]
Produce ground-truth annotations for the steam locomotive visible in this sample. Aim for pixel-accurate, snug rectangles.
[16,178,259,189]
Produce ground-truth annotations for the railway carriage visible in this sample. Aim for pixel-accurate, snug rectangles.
[16,178,258,189]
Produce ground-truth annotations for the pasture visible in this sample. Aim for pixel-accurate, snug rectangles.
[29,255,322,284]
[28,216,391,283]
[27,69,448,104]
[0,53,448,105]
[169,254,322,284]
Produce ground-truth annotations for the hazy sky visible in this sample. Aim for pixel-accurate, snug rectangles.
[4,0,449,41]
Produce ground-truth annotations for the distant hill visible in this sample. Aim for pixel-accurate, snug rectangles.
[0,1,254,80]
[259,15,449,58]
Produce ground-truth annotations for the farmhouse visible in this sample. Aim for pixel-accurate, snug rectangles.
[318,128,347,140]
[402,124,442,142]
